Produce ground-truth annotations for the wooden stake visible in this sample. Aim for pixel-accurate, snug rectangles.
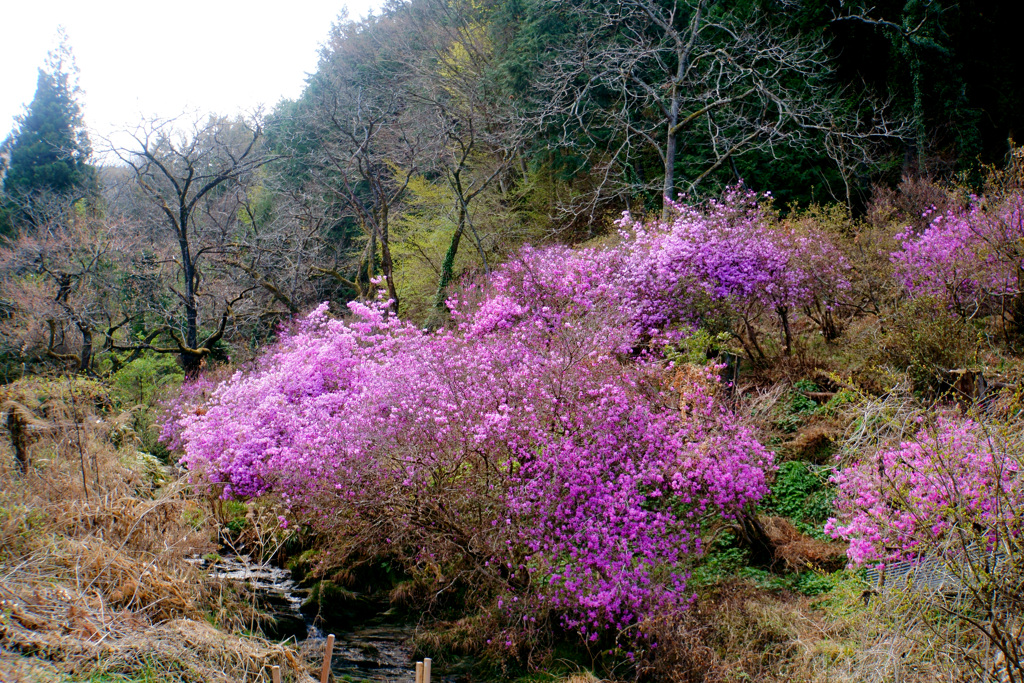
[320,633,335,683]
[423,657,432,683]
[271,665,281,683]
[415,661,424,683]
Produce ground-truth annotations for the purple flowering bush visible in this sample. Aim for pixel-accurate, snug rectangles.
[891,193,1024,334]
[827,416,1024,565]
[617,186,850,357]
[826,412,1024,678]
[168,239,774,640]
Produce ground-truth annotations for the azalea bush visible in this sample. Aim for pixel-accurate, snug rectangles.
[827,416,1023,564]
[167,238,774,641]
[617,186,851,358]
[891,192,1024,338]
[827,413,1024,678]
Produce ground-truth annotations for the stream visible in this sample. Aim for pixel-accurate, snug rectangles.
[195,554,465,682]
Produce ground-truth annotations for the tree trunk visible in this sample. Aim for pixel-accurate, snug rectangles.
[778,306,793,356]
[736,512,776,568]
[181,352,203,378]
[179,205,201,373]
[7,409,28,473]
[378,210,399,314]
[77,324,92,373]
[428,209,466,329]
[662,95,679,220]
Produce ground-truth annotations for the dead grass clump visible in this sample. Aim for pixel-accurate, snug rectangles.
[1,585,314,682]
[52,536,201,619]
[415,613,494,660]
[706,583,806,677]
[638,575,980,683]
[759,515,847,572]
[634,610,726,682]
[98,619,315,683]
[783,421,839,462]
[559,673,602,683]
[794,577,981,683]
[389,578,431,609]
[0,650,62,683]
[635,582,811,683]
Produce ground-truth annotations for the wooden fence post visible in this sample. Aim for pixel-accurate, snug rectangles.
[423,657,432,683]
[415,660,424,683]
[271,665,281,683]
[320,633,335,683]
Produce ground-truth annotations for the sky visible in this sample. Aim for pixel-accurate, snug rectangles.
[0,0,383,149]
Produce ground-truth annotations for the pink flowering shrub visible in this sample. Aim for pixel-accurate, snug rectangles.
[826,417,1023,565]
[891,193,1024,330]
[827,414,1024,677]
[617,186,850,356]
[169,242,773,637]
[158,375,220,452]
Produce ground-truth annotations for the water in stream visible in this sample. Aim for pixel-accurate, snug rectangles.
[197,554,461,682]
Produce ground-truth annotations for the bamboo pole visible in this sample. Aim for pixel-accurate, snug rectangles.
[271,665,282,683]
[320,633,335,683]
[415,661,424,683]
[423,657,432,683]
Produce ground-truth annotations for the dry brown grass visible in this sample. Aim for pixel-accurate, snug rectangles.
[0,377,316,682]
[633,576,982,683]
[759,516,847,573]
[558,673,602,683]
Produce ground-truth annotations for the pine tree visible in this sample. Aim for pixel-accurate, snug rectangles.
[1,29,93,233]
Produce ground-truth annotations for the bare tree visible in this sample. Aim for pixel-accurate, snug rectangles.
[539,0,908,215]
[280,16,430,315]
[225,187,329,320]
[106,115,273,376]
[271,2,532,323]
[0,208,142,374]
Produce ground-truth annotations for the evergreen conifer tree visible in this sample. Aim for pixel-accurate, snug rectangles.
[1,29,93,234]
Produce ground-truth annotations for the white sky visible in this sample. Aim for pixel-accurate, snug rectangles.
[0,1,384,150]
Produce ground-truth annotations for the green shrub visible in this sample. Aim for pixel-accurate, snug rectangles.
[765,461,833,524]
[866,297,981,394]
[109,352,184,408]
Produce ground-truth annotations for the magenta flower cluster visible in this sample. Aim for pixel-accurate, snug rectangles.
[891,193,1024,315]
[617,187,850,344]
[826,417,1022,565]
[169,237,774,635]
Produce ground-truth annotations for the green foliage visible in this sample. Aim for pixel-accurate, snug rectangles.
[774,381,823,433]
[180,504,209,531]
[789,380,820,415]
[106,352,183,461]
[220,500,249,535]
[866,296,982,393]
[793,571,839,597]
[818,388,857,417]
[665,329,734,367]
[693,530,839,597]
[690,531,750,586]
[3,375,108,408]
[765,461,833,525]
[108,352,184,408]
